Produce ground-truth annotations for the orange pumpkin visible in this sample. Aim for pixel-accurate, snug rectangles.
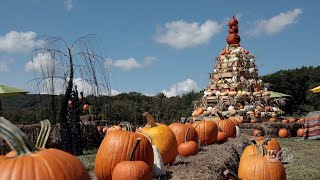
[238,143,286,180]
[297,128,305,137]
[94,130,154,180]
[269,117,277,122]
[216,114,236,138]
[169,123,199,146]
[289,117,296,123]
[192,120,218,145]
[278,128,289,138]
[282,119,289,123]
[0,117,91,180]
[217,127,228,143]
[112,138,152,180]
[250,119,257,123]
[240,140,259,160]
[228,16,238,26]
[257,138,281,153]
[178,128,198,157]
[298,118,305,123]
[226,34,241,45]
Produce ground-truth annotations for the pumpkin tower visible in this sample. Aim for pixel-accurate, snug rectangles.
[192,16,285,122]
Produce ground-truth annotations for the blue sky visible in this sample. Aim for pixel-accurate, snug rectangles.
[0,1,319,97]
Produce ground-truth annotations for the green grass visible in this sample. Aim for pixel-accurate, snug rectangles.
[78,138,320,179]
[78,148,97,173]
[277,137,320,180]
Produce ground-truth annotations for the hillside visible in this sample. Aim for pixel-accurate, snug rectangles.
[1,66,320,125]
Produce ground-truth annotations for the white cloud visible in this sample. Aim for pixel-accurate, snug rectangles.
[155,20,223,49]
[248,8,303,36]
[64,0,74,11]
[161,78,199,97]
[25,52,64,74]
[36,77,109,96]
[0,31,42,54]
[111,89,121,96]
[107,56,158,71]
[0,58,13,72]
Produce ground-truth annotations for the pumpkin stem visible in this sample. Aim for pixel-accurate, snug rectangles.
[257,144,267,156]
[136,129,153,144]
[262,137,271,145]
[184,127,191,143]
[143,112,157,127]
[35,119,51,148]
[128,138,141,161]
[250,138,257,145]
[0,117,38,156]
[216,112,224,120]
[119,121,132,132]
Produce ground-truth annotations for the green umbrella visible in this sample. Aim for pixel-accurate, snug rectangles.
[0,84,28,116]
[269,91,292,98]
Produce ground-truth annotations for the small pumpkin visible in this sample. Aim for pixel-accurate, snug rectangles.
[112,138,152,180]
[140,112,178,165]
[269,117,277,122]
[297,128,305,137]
[278,128,289,138]
[289,117,296,123]
[282,119,289,123]
[298,117,305,123]
[228,26,239,34]
[228,16,238,26]
[0,117,91,180]
[250,119,257,123]
[178,128,198,157]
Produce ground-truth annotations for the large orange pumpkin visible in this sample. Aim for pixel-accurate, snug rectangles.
[140,112,178,165]
[192,120,218,145]
[216,117,236,138]
[0,117,91,180]
[238,143,286,180]
[112,138,152,180]
[94,130,154,180]
[169,123,199,146]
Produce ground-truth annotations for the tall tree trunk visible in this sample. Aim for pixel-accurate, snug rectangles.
[59,47,74,154]
[71,88,83,156]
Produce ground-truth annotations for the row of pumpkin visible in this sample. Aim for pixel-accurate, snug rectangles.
[1,112,291,180]
[94,112,241,180]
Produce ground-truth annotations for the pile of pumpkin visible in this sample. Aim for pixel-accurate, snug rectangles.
[93,112,241,179]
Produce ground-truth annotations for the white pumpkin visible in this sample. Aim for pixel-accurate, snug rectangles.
[228,105,235,111]
[236,126,241,137]
[152,145,166,178]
